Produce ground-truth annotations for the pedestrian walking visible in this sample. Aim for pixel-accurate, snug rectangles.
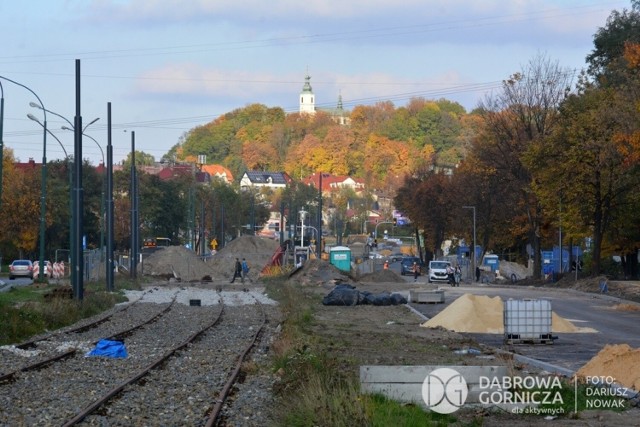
[412,261,420,282]
[475,265,481,282]
[230,258,242,283]
[241,258,251,283]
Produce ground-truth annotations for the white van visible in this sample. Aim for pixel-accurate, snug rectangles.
[428,260,451,283]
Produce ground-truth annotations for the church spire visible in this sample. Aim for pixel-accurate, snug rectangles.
[299,71,315,114]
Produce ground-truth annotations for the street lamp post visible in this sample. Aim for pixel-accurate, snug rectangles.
[299,209,307,248]
[27,115,73,271]
[462,206,476,282]
[31,101,100,276]
[2,76,48,281]
[374,221,393,240]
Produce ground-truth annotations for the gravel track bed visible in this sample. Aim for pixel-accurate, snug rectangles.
[0,295,223,425]
[80,303,265,426]
[0,291,176,376]
[0,286,281,427]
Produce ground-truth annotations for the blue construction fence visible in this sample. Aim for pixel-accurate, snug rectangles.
[542,245,583,276]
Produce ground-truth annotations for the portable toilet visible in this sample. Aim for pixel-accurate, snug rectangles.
[483,254,499,272]
[330,246,352,272]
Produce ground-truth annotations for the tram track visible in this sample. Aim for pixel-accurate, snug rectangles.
[0,287,276,426]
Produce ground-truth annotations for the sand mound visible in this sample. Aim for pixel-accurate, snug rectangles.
[421,293,597,334]
[359,269,405,283]
[576,344,640,391]
[612,303,640,312]
[422,294,504,333]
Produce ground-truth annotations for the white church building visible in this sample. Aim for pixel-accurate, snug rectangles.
[299,74,350,125]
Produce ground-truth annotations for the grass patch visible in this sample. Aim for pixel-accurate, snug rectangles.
[264,277,468,426]
[0,280,137,345]
[536,380,630,415]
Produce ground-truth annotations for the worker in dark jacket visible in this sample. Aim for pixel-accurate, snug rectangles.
[230,258,242,283]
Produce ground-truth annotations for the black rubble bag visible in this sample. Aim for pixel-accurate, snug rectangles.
[322,284,361,306]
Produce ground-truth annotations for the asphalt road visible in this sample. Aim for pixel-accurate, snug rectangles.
[404,278,640,374]
[0,277,33,292]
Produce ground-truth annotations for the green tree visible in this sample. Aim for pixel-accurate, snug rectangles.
[586,0,640,83]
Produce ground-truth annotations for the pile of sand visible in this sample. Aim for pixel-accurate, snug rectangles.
[612,303,640,312]
[576,344,640,391]
[422,294,504,333]
[421,293,597,334]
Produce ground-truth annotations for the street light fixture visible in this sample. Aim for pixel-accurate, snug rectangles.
[28,114,73,269]
[299,209,307,248]
[2,75,48,281]
[462,206,476,282]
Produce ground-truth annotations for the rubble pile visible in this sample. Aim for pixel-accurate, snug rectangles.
[359,269,405,283]
[140,246,216,282]
[140,236,280,282]
[288,258,352,288]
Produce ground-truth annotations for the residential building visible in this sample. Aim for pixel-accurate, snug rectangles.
[240,171,292,190]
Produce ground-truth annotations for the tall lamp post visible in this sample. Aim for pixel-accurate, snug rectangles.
[31,102,100,269]
[462,206,476,282]
[27,114,73,268]
[299,209,307,249]
[1,76,47,281]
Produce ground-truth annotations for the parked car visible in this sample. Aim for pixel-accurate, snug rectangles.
[428,260,451,283]
[400,256,424,275]
[389,252,404,262]
[9,260,34,280]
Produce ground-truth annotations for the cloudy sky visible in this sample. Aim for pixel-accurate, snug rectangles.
[0,0,630,165]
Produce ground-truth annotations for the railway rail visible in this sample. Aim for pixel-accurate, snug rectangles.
[0,290,179,384]
[0,287,273,426]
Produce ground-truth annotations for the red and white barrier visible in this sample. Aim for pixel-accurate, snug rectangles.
[32,262,39,278]
[53,262,65,279]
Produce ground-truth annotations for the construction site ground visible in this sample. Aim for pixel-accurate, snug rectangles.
[140,238,640,425]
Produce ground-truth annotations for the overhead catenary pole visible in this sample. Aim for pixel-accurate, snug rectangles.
[316,172,323,257]
[130,131,138,279]
[72,59,84,300]
[106,102,114,292]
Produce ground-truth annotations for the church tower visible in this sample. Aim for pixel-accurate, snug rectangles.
[299,73,315,114]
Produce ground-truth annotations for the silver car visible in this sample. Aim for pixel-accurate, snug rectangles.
[9,260,34,280]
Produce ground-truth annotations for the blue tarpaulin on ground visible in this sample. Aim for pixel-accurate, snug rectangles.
[85,339,128,358]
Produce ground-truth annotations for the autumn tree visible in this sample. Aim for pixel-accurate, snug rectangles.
[395,166,453,259]
[0,150,40,258]
[475,54,572,279]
